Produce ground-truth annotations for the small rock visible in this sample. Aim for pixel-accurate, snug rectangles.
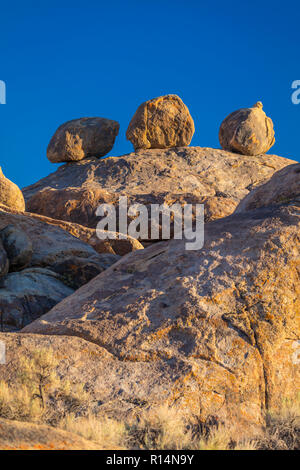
[0,167,25,211]
[0,224,33,271]
[219,102,275,155]
[47,117,120,163]
[89,231,144,256]
[126,94,195,150]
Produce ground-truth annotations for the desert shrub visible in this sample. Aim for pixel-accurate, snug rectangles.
[125,406,256,450]
[18,349,60,410]
[0,381,43,422]
[125,405,193,450]
[0,348,91,425]
[254,396,300,450]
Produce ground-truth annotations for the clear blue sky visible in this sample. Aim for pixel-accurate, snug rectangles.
[0,0,299,188]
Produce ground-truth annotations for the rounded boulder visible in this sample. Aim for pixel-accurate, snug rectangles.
[0,168,25,211]
[126,94,195,150]
[219,102,275,156]
[47,117,120,163]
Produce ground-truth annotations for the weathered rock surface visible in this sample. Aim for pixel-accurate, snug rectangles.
[0,208,117,269]
[0,208,119,330]
[23,147,296,235]
[22,203,300,430]
[219,102,275,156]
[0,241,9,278]
[236,162,300,213]
[0,332,194,428]
[0,268,74,329]
[126,95,195,150]
[0,168,25,211]
[49,254,118,290]
[0,204,143,256]
[0,225,33,271]
[0,418,101,450]
[47,117,120,163]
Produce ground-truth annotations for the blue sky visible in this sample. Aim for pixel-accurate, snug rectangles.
[0,0,299,188]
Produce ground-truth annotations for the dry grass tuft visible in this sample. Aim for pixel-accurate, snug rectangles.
[254,397,300,450]
[59,414,127,449]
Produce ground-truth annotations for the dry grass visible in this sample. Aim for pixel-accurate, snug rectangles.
[0,381,43,422]
[254,397,300,450]
[0,348,90,426]
[59,414,127,449]
[0,348,299,450]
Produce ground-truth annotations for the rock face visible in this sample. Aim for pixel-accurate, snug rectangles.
[0,241,9,277]
[0,268,74,329]
[0,225,33,271]
[0,331,187,429]
[22,202,300,430]
[0,204,143,257]
[219,102,275,156]
[126,95,195,150]
[0,168,25,211]
[236,162,300,213]
[47,117,120,163]
[23,147,296,236]
[0,418,101,450]
[0,208,119,330]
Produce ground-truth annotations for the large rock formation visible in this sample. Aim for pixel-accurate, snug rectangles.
[22,200,300,430]
[0,168,25,211]
[126,95,195,150]
[47,117,120,163]
[236,162,300,213]
[219,102,275,156]
[23,147,296,237]
[0,208,119,330]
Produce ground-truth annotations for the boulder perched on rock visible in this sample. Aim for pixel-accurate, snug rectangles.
[236,162,300,213]
[47,117,120,163]
[23,202,300,430]
[23,147,296,237]
[0,168,25,211]
[219,102,275,156]
[126,95,195,150]
[0,225,33,271]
